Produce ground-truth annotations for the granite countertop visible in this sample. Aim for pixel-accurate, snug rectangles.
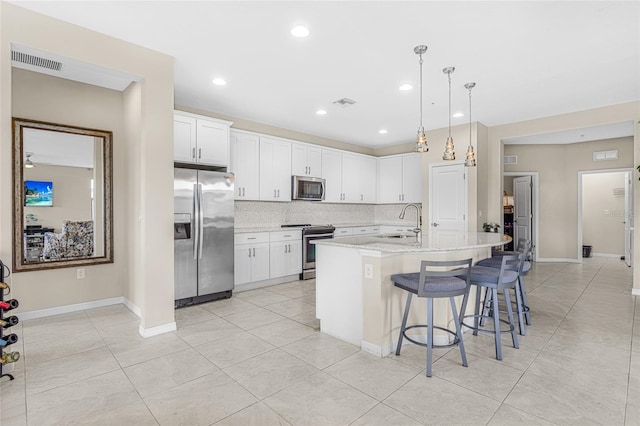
[235,222,417,233]
[313,231,510,253]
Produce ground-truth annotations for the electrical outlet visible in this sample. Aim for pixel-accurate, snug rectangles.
[364,264,373,279]
[76,268,85,279]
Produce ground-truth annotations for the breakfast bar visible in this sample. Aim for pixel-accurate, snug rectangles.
[314,231,509,357]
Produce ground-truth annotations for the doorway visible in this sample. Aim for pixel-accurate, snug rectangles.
[503,172,539,260]
[578,168,633,265]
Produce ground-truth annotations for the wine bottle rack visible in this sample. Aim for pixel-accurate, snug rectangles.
[0,258,18,382]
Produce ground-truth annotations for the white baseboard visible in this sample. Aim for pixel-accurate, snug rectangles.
[536,257,580,263]
[122,298,142,318]
[139,321,177,338]
[592,253,623,258]
[632,288,640,296]
[361,340,391,357]
[17,296,125,321]
[234,274,300,293]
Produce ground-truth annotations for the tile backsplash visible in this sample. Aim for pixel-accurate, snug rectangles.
[235,201,420,228]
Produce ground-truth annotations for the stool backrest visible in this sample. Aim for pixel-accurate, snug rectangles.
[417,258,472,298]
[498,254,523,285]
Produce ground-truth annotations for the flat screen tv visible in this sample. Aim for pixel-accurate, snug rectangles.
[24,180,53,207]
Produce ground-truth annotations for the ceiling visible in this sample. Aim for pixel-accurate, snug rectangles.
[9,1,640,148]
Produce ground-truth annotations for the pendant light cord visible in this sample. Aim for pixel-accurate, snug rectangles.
[448,72,452,138]
[468,87,472,147]
[419,53,424,130]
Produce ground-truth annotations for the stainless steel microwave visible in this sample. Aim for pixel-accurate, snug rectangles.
[292,176,325,201]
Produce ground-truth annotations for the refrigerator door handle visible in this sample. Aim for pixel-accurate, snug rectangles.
[193,183,199,260]
[197,183,204,260]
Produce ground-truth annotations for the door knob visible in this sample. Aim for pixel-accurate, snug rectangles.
[432,222,439,227]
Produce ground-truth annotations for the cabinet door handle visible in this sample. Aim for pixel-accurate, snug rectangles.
[361,194,363,201]
[198,148,202,159]
[399,194,401,201]
[277,189,280,198]
[238,187,242,196]
[248,248,252,257]
[274,189,277,198]
[192,148,196,159]
[242,187,245,196]
[252,248,255,256]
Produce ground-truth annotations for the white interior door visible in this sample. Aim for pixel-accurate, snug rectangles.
[429,163,467,231]
[624,171,633,267]
[514,176,532,247]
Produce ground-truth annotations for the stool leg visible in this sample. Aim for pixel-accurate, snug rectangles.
[503,287,519,349]
[514,282,526,336]
[492,287,502,360]
[460,285,470,331]
[426,297,433,377]
[450,297,468,368]
[396,292,413,356]
[480,288,493,326]
[473,285,481,336]
[520,276,531,325]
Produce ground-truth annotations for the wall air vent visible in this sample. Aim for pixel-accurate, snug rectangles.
[504,155,518,165]
[11,50,63,71]
[593,149,618,161]
[333,97,357,107]
[612,187,625,197]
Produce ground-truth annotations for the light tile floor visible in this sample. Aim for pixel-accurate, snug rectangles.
[1,258,638,425]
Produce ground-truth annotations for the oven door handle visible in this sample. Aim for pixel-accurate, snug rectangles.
[303,233,334,238]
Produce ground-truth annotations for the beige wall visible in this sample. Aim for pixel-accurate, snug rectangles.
[582,172,626,256]
[1,3,175,331]
[504,137,633,259]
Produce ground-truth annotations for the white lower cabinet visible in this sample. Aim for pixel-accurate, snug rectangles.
[269,230,302,279]
[234,233,270,285]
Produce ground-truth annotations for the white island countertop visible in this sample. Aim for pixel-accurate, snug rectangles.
[314,230,509,253]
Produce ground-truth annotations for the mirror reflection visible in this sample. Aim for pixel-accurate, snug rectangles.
[13,118,113,271]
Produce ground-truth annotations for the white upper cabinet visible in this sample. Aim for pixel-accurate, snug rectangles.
[322,149,376,203]
[259,137,292,202]
[291,143,322,177]
[377,153,422,203]
[230,130,260,200]
[173,111,232,166]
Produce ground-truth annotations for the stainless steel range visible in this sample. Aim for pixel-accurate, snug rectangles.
[281,224,335,280]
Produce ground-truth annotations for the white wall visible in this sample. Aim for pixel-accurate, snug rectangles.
[582,172,626,256]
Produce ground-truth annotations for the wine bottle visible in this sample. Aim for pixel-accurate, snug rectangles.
[0,351,20,364]
[0,333,18,347]
[0,299,19,311]
[0,316,19,328]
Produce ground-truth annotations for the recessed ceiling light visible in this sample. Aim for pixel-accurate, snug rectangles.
[316,109,327,116]
[453,112,464,118]
[378,129,388,134]
[399,83,413,91]
[212,78,227,86]
[290,25,310,38]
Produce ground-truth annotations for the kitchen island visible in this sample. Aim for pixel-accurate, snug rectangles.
[314,231,509,357]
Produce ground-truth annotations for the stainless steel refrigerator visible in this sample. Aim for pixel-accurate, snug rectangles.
[174,168,234,307]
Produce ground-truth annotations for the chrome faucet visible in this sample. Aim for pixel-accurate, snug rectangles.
[399,203,422,236]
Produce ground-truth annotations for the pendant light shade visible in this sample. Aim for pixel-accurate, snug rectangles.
[414,45,429,153]
[442,67,455,161]
[464,82,477,167]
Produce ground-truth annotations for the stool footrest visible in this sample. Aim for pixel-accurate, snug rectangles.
[402,324,461,349]
[462,314,515,334]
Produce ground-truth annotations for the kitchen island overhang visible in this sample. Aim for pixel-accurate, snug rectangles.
[313,231,511,357]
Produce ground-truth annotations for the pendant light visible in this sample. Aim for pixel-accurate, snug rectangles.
[24,153,35,169]
[464,82,477,167]
[442,67,455,160]
[414,45,428,153]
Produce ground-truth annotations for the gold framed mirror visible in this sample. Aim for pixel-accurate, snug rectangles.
[12,117,113,271]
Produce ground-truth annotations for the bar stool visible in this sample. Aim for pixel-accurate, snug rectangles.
[460,254,521,361]
[477,239,532,334]
[392,258,472,377]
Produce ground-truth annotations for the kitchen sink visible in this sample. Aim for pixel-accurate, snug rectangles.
[377,233,415,239]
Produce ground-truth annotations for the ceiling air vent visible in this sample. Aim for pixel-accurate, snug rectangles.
[593,149,618,161]
[333,97,357,108]
[504,155,518,165]
[11,50,63,72]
